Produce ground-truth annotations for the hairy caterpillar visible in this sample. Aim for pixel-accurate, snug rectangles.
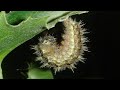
[32,17,88,73]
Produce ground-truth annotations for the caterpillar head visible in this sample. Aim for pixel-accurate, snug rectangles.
[38,35,57,56]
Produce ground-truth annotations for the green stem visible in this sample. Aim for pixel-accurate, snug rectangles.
[0,62,3,79]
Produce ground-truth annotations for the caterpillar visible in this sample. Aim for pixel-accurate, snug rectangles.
[32,17,88,73]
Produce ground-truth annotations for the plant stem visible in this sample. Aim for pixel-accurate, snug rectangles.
[0,62,3,79]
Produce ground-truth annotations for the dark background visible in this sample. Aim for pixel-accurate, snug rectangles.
[1,11,116,79]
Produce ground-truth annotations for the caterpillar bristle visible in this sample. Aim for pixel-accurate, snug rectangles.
[32,17,89,73]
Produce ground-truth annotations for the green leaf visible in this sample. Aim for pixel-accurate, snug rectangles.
[28,68,53,79]
[27,63,53,79]
[0,11,88,79]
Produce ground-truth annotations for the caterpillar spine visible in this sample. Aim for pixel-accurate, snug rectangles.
[32,17,89,73]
